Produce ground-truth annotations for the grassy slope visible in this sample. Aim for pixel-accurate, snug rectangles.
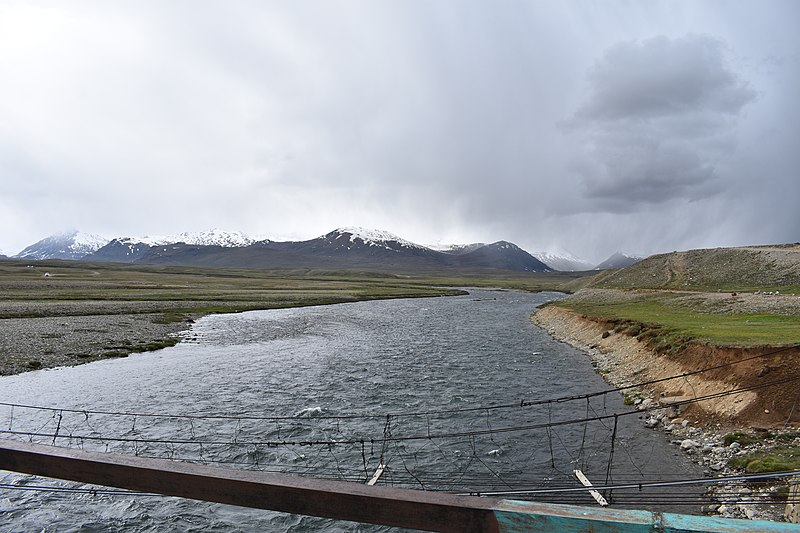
[590,244,800,293]
[549,245,800,347]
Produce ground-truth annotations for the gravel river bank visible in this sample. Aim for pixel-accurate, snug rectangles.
[0,299,228,375]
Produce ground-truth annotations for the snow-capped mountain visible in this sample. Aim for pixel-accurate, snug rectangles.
[533,250,594,271]
[318,227,428,252]
[14,230,109,260]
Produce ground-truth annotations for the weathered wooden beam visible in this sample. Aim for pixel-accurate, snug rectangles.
[1,440,798,532]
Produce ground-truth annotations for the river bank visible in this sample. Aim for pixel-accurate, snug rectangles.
[0,307,199,376]
[533,304,800,521]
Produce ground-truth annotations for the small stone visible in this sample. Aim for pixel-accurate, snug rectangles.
[728,442,741,451]
[764,409,770,414]
[644,417,659,429]
[710,462,725,471]
[681,420,690,428]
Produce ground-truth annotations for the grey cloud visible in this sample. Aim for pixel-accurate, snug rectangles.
[577,35,755,121]
[583,143,721,207]
[570,35,756,213]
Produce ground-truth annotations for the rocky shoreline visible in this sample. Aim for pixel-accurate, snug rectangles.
[533,304,799,522]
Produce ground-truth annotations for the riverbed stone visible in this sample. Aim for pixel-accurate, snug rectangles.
[680,439,700,451]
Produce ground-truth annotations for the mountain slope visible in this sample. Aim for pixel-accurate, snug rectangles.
[137,228,452,271]
[594,252,643,270]
[456,241,551,272]
[427,243,486,255]
[14,230,108,260]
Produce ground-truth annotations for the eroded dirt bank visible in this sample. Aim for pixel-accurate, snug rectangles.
[533,305,799,427]
[533,304,800,521]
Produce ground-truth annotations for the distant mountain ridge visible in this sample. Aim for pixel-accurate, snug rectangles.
[11,227,556,274]
[594,252,643,270]
[533,250,595,271]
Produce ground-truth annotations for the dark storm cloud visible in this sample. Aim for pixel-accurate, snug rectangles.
[570,35,756,212]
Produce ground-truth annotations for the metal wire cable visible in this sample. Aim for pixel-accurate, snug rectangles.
[4,373,797,447]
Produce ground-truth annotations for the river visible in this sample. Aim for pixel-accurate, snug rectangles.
[0,290,702,531]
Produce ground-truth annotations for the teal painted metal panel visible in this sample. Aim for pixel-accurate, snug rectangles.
[493,499,800,533]
[663,512,800,533]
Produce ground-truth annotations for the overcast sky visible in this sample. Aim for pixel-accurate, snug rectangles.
[1,1,798,261]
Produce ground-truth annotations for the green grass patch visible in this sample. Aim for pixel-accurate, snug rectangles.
[723,431,759,446]
[556,294,800,346]
[727,445,800,473]
[152,311,190,324]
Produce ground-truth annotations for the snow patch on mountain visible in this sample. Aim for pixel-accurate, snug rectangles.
[328,227,426,250]
[427,243,486,254]
[120,230,255,248]
[173,229,254,247]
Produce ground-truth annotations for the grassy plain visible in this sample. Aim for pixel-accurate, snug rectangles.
[0,259,585,319]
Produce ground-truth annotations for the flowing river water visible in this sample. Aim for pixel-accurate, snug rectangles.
[0,290,703,531]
